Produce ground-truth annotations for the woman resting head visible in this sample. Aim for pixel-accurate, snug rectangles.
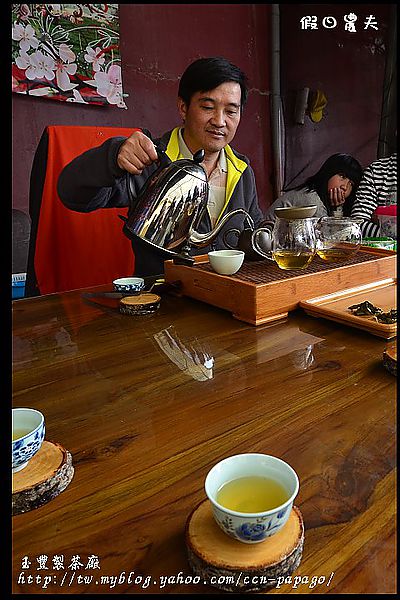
[264,153,363,221]
[301,153,363,215]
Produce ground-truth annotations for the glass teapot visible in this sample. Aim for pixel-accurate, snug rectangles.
[225,206,318,270]
[314,216,362,262]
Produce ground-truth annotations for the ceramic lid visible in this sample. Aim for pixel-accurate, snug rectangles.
[274,206,317,219]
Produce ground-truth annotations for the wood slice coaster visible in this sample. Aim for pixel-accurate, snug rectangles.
[119,293,161,315]
[186,500,304,593]
[383,341,397,376]
[12,440,74,516]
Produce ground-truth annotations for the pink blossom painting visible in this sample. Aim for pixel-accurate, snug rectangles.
[12,4,127,108]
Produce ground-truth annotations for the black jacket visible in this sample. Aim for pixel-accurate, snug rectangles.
[58,128,264,276]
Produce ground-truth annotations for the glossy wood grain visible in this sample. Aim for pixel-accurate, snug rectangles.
[12,286,396,594]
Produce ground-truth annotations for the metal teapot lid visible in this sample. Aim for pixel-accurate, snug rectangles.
[156,147,207,183]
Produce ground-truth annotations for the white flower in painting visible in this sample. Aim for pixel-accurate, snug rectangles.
[15,50,31,70]
[66,89,88,103]
[94,65,125,105]
[55,44,78,91]
[59,43,76,64]
[55,61,78,90]
[16,50,55,81]
[84,46,105,72]
[12,22,39,52]
[29,87,55,96]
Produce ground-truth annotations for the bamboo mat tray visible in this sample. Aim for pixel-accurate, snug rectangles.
[299,279,397,339]
[164,247,396,325]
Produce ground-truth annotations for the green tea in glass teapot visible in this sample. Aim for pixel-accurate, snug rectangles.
[225,206,318,270]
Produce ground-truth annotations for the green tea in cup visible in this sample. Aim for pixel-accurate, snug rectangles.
[12,428,32,441]
[216,475,289,513]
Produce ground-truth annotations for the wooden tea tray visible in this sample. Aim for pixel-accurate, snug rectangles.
[299,278,397,339]
[164,247,396,325]
[186,499,304,592]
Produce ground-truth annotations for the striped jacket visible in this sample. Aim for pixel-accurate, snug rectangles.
[351,154,397,238]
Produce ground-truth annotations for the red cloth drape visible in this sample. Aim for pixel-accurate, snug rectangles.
[34,125,138,294]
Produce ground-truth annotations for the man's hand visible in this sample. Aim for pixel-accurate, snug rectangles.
[117,130,158,174]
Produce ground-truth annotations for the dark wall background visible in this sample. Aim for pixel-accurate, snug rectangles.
[279,3,392,189]
[12,4,393,274]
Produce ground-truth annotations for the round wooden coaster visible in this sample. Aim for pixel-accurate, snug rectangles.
[185,499,304,592]
[12,440,74,516]
[119,293,161,315]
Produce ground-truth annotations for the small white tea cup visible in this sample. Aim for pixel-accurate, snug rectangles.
[205,453,299,543]
[208,250,245,275]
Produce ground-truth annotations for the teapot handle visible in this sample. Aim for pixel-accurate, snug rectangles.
[124,146,171,210]
[251,227,274,260]
[222,228,240,249]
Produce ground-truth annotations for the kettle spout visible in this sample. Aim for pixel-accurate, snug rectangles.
[188,209,254,248]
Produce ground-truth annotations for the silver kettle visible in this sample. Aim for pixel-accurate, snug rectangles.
[120,148,253,264]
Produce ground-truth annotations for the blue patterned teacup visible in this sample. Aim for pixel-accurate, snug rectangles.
[12,408,45,473]
[205,453,299,544]
[113,277,145,293]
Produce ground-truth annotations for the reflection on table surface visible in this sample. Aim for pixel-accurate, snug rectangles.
[12,285,396,594]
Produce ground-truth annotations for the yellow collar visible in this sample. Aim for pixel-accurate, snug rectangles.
[165,127,247,172]
[165,127,248,218]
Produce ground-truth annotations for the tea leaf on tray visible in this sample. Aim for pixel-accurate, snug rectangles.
[348,301,383,316]
[348,302,396,324]
[374,310,397,324]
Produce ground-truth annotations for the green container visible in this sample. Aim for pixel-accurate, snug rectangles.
[363,237,396,251]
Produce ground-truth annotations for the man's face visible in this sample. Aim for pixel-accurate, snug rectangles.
[177,81,242,156]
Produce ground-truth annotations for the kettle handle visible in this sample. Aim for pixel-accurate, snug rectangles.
[125,145,171,208]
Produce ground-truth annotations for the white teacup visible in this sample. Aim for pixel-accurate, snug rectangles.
[208,250,244,275]
[205,453,299,543]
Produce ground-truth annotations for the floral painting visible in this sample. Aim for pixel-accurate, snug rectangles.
[12,4,127,108]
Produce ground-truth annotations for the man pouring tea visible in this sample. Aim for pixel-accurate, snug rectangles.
[58,57,265,277]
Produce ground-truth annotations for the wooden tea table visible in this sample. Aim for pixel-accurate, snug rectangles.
[12,284,396,594]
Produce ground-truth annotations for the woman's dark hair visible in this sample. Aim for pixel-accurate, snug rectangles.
[178,57,249,112]
[297,153,363,215]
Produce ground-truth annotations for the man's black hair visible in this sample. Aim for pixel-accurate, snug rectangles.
[178,57,249,111]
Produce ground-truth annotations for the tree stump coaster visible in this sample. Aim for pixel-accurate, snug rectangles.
[185,499,304,592]
[12,440,74,516]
